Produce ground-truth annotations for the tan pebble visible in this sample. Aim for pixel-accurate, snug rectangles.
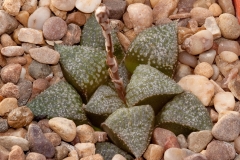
[219,51,238,63]
[193,0,212,8]
[1,63,22,84]
[1,46,24,57]
[209,3,222,17]
[190,7,213,26]
[94,131,108,142]
[1,34,17,47]
[123,12,133,29]
[21,0,38,14]
[117,32,131,52]
[75,143,95,158]
[66,12,86,26]
[51,0,75,11]
[164,148,194,160]
[15,11,29,27]
[169,13,191,19]
[218,40,240,56]
[0,98,18,117]
[0,128,27,138]
[218,0,235,15]
[110,20,125,32]
[112,154,127,160]
[214,91,235,113]
[77,124,96,143]
[143,144,164,160]
[209,108,218,123]
[0,83,20,99]
[194,62,214,78]
[0,145,9,160]
[48,117,77,142]
[150,0,160,8]
[178,75,215,106]
[173,63,193,82]
[49,3,67,20]
[124,29,137,42]
[218,13,240,39]
[29,47,60,64]
[8,145,25,160]
[80,154,103,160]
[2,0,23,16]
[68,150,79,159]
[0,10,19,35]
[6,57,27,66]
[7,106,34,128]
[12,26,23,45]
[63,157,77,160]
[18,28,45,44]
[39,0,51,7]
[234,136,240,154]
[25,152,46,160]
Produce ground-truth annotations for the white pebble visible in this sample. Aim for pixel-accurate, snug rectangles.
[75,0,101,13]
[51,0,76,11]
[214,92,235,113]
[194,62,214,78]
[198,49,216,65]
[182,30,213,55]
[219,51,239,63]
[28,7,51,30]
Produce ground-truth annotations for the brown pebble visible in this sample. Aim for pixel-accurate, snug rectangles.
[30,78,49,100]
[0,83,20,99]
[190,7,213,26]
[43,16,67,41]
[26,152,46,160]
[1,33,17,47]
[62,23,81,46]
[8,145,25,160]
[0,97,18,117]
[0,128,27,138]
[6,56,27,66]
[1,63,22,84]
[66,12,86,26]
[0,145,9,160]
[15,11,29,27]
[0,10,19,35]
[1,46,24,57]
[29,47,60,64]
[44,132,62,147]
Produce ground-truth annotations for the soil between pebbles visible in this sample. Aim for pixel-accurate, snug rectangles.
[0,0,240,160]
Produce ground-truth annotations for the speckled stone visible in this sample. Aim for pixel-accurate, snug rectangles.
[43,16,67,41]
[1,63,22,84]
[0,10,19,35]
[0,118,8,132]
[17,79,33,106]
[28,60,52,79]
[29,47,60,64]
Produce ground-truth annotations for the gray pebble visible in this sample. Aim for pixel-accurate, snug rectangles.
[17,79,33,106]
[28,60,52,79]
[0,118,8,133]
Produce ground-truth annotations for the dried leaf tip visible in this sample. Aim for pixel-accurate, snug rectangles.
[95,4,126,102]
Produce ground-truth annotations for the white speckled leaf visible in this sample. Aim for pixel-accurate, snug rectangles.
[83,85,127,127]
[125,21,178,77]
[55,44,109,102]
[101,105,155,158]
[27,81,87,125]
[95,142,134,160]
[126,64,183,114]
[156,91,213,136]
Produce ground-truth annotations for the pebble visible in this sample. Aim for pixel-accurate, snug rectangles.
[112,154,126,160]
[143,144,164,160]
[6,57,27,66]
[39,0,51,7]
[164,148,195,160]
[0,97,18,117]
[18,28,45,44]
[127,3,153,34]
[219,51,239,63]
[194,62,214,78]
[29,47,60,64]
[117,32,131,52]
[93,131,108,142]
[214,92,235,113]
[184,153,207,160]
[1,33,17,47]
[25,152,47,160]
[152,127,180,151]
[187,130,213,153]
[182,30,213,55]
[80,154,104,160]
[30,78,49,100]
[21,0,38,14]
[28,60,52,79]
[152,0,178,24]
[48,117,77,142]
[62,23,81,46]
[218,13,240,39]
[66,12,86,26]
[1,63,22,84]
[1,46,24,57]
[177,134,188,148]
[0,118,8,132]
[102,0,127,19]
[2,0,23,16]
[55,145,69,160]
[75,0,101,13]
[212,111,240,141]
[44,132,62,147]
[177,0,196,13]
[27,123,55,158]
[77,124,96,143]
[198,49,216,65]
[43,16,67,41]
[74,143,95,158]
[17,79,33,106]
[203,16,221,39]
[0,82,20,99]
[234,136,240,154]
[0,136,29,151]
[218,0,235,15]
[49,3,67,20]
[0,128,27,138]
[0,145,10,160]
[8,145,25,160]
[38,119,52,133]
[174,63,193,82]
[28,7,51,30]
[15,11,29,27]
[123,12,133,29]
[51,0,75,11]
[7,106,34,128]
[0,11,18,36]
[190,7,213,26]
[178,51,198,68]
[209,3,222,17]
[218,40,240,56]
[205,140,235,160]
[178,75,215,106]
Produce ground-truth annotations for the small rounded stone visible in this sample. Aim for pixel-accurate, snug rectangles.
[1,63,22,84]
[214,92,235,113]
[43,16,68,41]
[190,7,213,25]
[28,7,51,30]
[0,98,18,117]
[194,62,214,78]
[219,51,239,63]
[48,117,77,142]
[75,0,101,13]
[209,3,222,17]
[77,124,96,143]
[51,0,76,11]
